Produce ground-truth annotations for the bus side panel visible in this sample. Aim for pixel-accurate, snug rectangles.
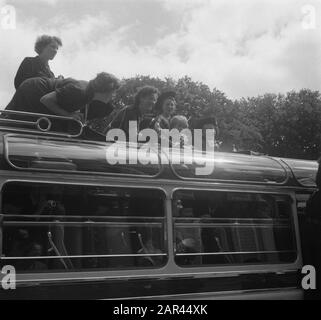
[0,271,300,300]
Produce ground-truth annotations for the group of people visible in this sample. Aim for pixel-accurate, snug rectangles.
[3,34,218,149]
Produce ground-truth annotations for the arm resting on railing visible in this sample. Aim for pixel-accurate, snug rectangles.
[40,92,81,120]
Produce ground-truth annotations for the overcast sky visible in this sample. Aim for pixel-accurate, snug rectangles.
[0,0,321,106]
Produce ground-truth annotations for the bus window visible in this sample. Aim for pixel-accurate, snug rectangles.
[173,190,297,267]
[0,182,167,272]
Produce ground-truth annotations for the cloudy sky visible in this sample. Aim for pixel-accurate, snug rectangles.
[0,0,321,106]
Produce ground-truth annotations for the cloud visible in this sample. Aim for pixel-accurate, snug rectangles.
[154,0,321,97]
[14,0,58,5]
[35,0,58,4]
[1,0,321,108]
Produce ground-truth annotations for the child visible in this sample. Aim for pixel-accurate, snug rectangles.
[170,115,190,148]
[170,115,189,131]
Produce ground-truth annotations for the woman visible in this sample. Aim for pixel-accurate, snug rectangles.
[14,35,62,89]
[5,72,121,122]
[108,86,159,138]
[151,91,176,135]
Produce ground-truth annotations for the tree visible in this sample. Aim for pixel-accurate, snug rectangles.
[112,75,321,160]
[275,89,321,159]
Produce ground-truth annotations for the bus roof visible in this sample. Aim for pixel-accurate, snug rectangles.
[0,131,318,187]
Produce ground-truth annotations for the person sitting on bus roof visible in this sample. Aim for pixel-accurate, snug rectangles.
[108,85,159,138]
[14,35,63,90]
[150,90,176,135]
[5,72,121,121]
[170,115,189,131]
[170,115,190,148]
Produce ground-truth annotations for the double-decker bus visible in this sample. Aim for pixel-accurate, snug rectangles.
[0,111,318,299]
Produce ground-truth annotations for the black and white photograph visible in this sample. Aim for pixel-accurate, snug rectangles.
[0,0,321,302]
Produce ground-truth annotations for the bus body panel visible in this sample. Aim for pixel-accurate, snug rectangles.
[0,130,316,300]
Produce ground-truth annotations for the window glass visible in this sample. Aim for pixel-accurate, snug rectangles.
[173,190,297,267]
[0,183,166,272]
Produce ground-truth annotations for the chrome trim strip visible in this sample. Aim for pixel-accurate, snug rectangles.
[3,221,164,227]
[4,268,299,284]
[113,287,302,300]
[2,253,167,260]
[175,250,295,257]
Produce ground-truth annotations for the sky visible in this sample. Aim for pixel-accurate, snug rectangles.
[0,0,321,107]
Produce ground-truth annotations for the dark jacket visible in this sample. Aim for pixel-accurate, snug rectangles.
[82,101,115,141]
[14,56,55,89]
[6,77,90,115]
[108,105,142,138]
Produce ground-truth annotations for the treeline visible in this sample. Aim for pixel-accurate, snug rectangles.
[113,75,321,160]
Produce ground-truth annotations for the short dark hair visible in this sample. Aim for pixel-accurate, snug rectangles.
[188,117,219,136]
[88,72,121,93]
[34,35,62,54]
[133,86,159,109]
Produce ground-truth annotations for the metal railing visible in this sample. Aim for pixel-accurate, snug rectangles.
[0,110,83,138]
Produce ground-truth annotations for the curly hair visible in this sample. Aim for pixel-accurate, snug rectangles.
[154,90,176,114]
[133,86,159,109]
[34,35,62,54]
[87,72,121,94]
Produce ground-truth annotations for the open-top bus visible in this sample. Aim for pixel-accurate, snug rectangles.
[0,111,318,299]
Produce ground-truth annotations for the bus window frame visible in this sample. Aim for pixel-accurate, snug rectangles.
[0,179,303,285]
[170,187,302,272]
[0,179,170,277]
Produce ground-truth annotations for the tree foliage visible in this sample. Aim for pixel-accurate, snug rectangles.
[114,75,321,160]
